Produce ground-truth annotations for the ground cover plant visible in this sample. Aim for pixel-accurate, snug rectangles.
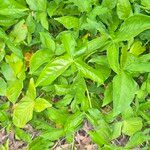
[0,0,150,149]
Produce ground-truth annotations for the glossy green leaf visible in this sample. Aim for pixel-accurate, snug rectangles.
[29,49,52,74]
[36,56,72,86]
[115,14,150,41]
[113,71,138,116]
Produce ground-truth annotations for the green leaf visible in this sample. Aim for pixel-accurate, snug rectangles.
[107,43,120,74]
[115,14,150,41]
[125,132,150,148]
[117,0,132,20]
[1,63,16,81]
[141,0,150,10]
[64,112,84,133]
[122,117,143,136]
[125,61,150,73]
[29,49,52,74]
[41,128,64,141]
[60,31,76,57]
[46,108,69,125]
[15,128,31,143]
[26,78,36,100]
[6,80,23,103]
[111,122,123,139]
[28,137,53,150]
[40,32,55,51]
[88,130,108,146]
[75,60,104,84]
[55,16,79,29]
[34,98,52,112]
[26,0,37,10]
[39,12,49,30]
[0,41,5,62]
[85,36,108,57]
[113,71,137,116]
[9,20,28,43]
[13,96,34,128]
[69,0,92,12]
[0,77,7,96]
[130,41,146,56]
[102,83,113,107]
[102,0,117,9]
[36,56,72,86]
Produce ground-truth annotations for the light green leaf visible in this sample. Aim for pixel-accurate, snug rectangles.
[85,36,108,57]
[55,16,79,29]
[0,8,28,19]
[125,132,150,148]
[141,0,150,10]
[13,96,34,128]
[88,130,108,146]
[75,60,104,84]
[6,80,23,103]
[0,77,7,96]
[102,83,113,107]
[60,32,76,57]
[130,41,146,56]
[26,0,37,10]
[122,117,143,136]
[28,137,53,150]
[36,56,72,86]
[1,63,16,81]
[125,61,150,73]
[117,0,132,20]
[64,112,84,133]
[15,128,31,143]
[39,12,49,30]
[37,0,47,11]
[113,71,138,116]
[29,49,51,74]
[107,43,120,74]
[102,0,117,9]
[26,78,36,100]
[34,98,52,112]
[0,41,5,62]
[9,20,28,43]
[115,14,150,41]
[40,32,55,51]
[111,122,123,139]
[69,0,92,12]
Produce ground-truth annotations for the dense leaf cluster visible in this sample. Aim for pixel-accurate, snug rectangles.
[0,0,150,149]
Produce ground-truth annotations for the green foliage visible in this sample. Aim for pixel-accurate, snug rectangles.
[0,0,150,149]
